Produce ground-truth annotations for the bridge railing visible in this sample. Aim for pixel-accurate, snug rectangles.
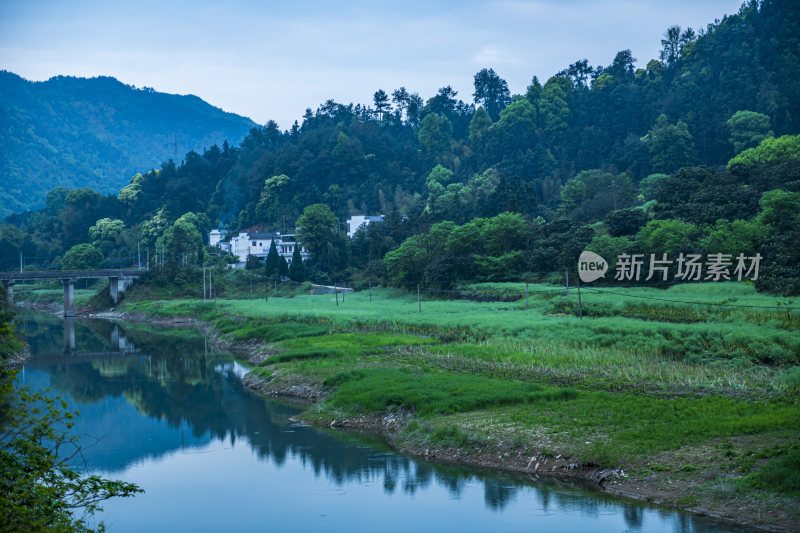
[0,268,149,281]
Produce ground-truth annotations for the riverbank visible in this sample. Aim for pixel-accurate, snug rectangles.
[108,285,800,533]
[15,280,798,532]
[246,369,797,533]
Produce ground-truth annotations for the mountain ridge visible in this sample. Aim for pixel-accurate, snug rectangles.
[0,71,257,218]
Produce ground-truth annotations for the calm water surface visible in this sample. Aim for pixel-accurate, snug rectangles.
[16,311,750,532]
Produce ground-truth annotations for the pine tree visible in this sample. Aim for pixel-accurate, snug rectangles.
[288,245,306,281]
[264,240,280,278]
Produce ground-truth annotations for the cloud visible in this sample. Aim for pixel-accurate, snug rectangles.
[473,46,516,65]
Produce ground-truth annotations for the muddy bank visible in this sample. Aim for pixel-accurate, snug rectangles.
[2,345,30,370]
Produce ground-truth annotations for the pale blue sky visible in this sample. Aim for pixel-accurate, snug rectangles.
[1,0,745,128]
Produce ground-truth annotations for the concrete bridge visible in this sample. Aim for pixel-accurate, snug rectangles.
[0,268,148,316]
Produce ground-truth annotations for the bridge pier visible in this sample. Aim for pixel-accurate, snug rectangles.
[109,277,120,304]
[111,325,120,351]
[108,275,133,304]
[63,318,76,353]
[2,280,14,300]
[62,278,76,317]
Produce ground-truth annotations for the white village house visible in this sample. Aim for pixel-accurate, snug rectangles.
[209,227,309,268]
[211,215,383,267]
[346,215,384,238]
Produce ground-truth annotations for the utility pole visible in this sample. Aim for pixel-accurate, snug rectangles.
[608,179,617,210]
[138,242,141,268]
[525,282,529,310]
[203,268,207,300]
[566,269,569,296]
[20,251,23,273]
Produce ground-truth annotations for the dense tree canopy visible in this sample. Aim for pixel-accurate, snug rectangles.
[2,0,799,293]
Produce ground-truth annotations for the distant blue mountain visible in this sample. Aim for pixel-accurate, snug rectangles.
[0,71,256,218]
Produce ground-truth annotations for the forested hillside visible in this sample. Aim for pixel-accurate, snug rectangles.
[0,72,256,217]
[1,0,798,293]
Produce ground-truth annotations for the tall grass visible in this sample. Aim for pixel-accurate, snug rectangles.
[123,281,798,394]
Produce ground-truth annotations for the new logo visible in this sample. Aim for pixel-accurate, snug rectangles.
[578,251,608,283]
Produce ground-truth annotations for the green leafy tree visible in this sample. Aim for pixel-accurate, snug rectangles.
[474,251,522,280]
[560,170,634,223]
[254,174,291,226]
[585,234,633,270]
[727,111,774,154]
[468,107,492,144]
[385,222,455,284]
[88,218,125,246]
[0,370,142,532]
[139,209,171,249]
[472,68,511,121]
[88,218,127,262]
[636,219,699,257]
[642,114,697,173]
[296,204,345,274]
[481,212,529,256]
[385,234,429,284]
[604,208,648,237]
[754,190,800,295]
[418,113,452,157]
[728,134,800,168]
[159,212,208,267]
[701,219,767,257]
[61,244,103,270]
[539,76,571,133]
[638,173,669,201]
[423,165,471,222]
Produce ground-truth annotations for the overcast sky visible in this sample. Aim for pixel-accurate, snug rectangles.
[1,0,745,129]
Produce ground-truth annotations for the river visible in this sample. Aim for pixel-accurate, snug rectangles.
[15,311,750,532]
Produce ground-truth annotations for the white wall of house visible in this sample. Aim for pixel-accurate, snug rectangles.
[209,229,227,247]
[211,230,309,266]
[346,215,384,238]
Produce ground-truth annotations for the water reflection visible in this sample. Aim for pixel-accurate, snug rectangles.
[17,312,750,532]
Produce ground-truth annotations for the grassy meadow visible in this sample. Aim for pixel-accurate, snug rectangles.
[120,280,800,521]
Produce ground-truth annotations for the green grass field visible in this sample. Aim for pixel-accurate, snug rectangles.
[120,280,800,517]
[126,281,799,395]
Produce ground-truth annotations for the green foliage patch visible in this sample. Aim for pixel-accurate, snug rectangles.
[503,392,800,465]
[743,446,800,496]
[326,367,577,416]
[264,333,437,364]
